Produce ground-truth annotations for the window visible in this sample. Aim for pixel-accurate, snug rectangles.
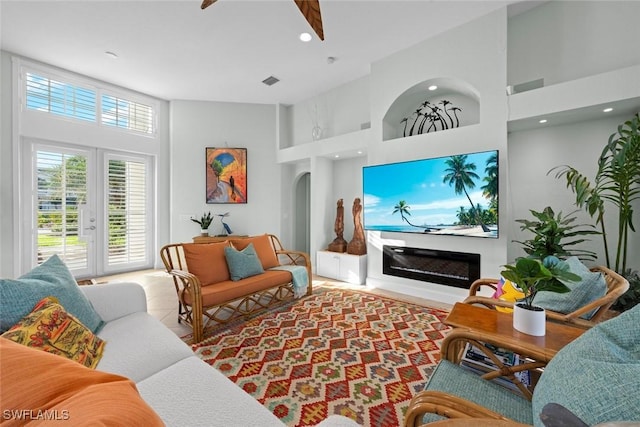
[26,73,96,122]
[102,95,153,134]
[35,149,89,271]
[23,69,156,136]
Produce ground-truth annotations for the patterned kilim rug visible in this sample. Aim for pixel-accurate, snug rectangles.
[191,287,451,427]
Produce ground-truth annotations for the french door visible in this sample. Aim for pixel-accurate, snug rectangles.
[23,140,154,278]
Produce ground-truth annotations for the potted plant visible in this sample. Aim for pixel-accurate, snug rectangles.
[500,256,580,336]
[513,206,599,261]
[191,212,213,236]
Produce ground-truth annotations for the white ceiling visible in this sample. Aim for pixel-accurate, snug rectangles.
[0,0,533,105]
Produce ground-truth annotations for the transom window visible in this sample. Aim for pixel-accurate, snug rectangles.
[24,70,156,136]
[26,73,96,122]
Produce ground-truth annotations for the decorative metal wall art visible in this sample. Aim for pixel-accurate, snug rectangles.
[400,99,462,137]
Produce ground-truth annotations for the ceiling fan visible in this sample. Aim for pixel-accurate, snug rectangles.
[200,0,325,41]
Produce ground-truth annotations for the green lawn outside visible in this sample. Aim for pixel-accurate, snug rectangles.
[38,234,82,247]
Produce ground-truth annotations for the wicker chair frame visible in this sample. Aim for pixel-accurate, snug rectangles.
[404,328,555,427]
[160,234,311,343]
[463,266,629,328]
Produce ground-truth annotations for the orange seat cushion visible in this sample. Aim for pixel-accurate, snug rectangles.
[0,338,164,426]
[230,234,279,270]
[183,241,231,285]
[183,270,292,307]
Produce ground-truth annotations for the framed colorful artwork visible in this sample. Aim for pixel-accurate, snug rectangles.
[205,147,247,204]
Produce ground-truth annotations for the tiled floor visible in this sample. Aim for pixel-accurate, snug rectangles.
[97,269,192,337]
[97,269,452,339]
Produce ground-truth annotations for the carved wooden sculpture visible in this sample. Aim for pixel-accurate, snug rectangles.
[347,197,367,255]
[328,199,347,253]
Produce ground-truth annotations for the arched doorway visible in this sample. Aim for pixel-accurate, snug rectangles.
[294,172,311,254]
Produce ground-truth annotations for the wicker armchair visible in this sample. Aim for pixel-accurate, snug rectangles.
[404,305,640,426]
[463,265,628,328]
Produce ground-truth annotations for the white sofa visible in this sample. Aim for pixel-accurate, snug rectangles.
[82,281,358,427]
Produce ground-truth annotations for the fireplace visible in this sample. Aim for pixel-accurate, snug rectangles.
[382,245,480,289]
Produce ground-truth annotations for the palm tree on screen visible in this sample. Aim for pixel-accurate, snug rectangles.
[481,152,498,202]
[442,155,490,232]
[392,200,421,228]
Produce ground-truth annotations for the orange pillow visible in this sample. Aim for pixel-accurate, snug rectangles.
[183,241,231,285]
[0,338,164,426]
[230,234,279,269]
[1,296,105,368]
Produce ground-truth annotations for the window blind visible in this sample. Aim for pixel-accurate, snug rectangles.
[107,159,147,266]
[26,73,96,122]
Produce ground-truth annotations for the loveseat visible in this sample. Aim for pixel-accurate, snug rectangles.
[0,259,359,426]
[161,234,312,343]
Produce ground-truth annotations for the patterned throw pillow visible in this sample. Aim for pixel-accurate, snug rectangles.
[224,243,265,281]
[1,296,106,369]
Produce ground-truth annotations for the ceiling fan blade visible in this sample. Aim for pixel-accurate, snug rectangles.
[201,0,218,10]
[294,0,324,41]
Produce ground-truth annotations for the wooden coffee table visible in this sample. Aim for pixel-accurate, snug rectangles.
[440,302,585,397]
[445,302,584,357]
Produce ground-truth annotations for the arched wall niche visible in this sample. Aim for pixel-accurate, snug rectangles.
[383,77,480,141]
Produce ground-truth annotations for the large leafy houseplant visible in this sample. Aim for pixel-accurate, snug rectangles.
[549,113,640,274]
[513,206,599,261]
[500,256,580,309]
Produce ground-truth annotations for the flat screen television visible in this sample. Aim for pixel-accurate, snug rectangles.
[363,149,498,238]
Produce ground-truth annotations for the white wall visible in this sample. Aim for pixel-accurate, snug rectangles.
[364,9,508,304]
[281,1,640,304]
[507,1,640,88]
[168,100,280,243]
[0,52,13,276]
[285,76,370,146]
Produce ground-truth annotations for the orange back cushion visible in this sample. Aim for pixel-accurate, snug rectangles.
[230,235,279,269]
[0,338,164,426]
[183,242,231,285]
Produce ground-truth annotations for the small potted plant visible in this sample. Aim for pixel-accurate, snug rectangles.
[191,212,213,236]
[500,256,580,336]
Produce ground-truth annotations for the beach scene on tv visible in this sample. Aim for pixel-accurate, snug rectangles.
[363,150,498,238]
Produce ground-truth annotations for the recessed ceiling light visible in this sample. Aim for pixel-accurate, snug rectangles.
[357,151,363,155]
[105,51,118,59]
[539,119,548,124]
[428,85,438,91]
[299,32,312,42]
[334,154,340,158]
[603,107,613,113]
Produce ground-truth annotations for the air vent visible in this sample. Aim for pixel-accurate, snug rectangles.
[262,76,280,86]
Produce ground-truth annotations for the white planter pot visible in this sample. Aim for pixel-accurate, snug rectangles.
[200,229,209,237]
[513,303,546,336]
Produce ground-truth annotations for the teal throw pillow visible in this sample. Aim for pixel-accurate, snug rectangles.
[531,305,640,426]
[0,255,105,333]
[533,257,606,319]
[225,243,264,281]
